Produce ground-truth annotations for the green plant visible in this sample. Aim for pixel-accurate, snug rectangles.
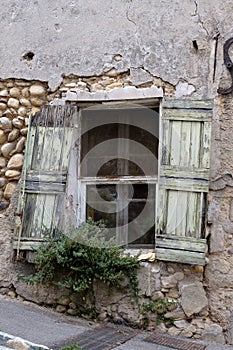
[60,344,85,350]
[140,298,177,328]
[23,219,140,312]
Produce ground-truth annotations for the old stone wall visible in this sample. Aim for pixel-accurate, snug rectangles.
[0,73,227,345]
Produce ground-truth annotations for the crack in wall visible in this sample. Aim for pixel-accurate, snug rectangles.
[193,0,209,36]
[126,5,137,28]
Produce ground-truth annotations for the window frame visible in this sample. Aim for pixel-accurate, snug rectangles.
[75,99,161,248]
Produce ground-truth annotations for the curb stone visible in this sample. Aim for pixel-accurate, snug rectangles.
[0,332,49,350]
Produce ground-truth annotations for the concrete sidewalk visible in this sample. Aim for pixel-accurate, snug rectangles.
[0,295,233,350]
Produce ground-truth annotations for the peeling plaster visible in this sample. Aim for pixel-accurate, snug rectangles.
[175,80,196,98]
[0,0,226,95]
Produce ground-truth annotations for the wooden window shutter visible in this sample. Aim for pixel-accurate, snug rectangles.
[156,98,212,265]
[14,105,77,251]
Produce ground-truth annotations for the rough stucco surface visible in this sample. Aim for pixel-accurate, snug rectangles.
[0,0,230,92]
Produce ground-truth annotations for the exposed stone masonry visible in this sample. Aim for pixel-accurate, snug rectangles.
[0,81,48,210]
[0,72,175,211]
[0,73,231,345]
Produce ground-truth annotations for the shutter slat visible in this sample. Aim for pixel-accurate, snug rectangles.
[163,109,212,121]
[201,121,212,169]
[160,168,209,180]
[163,99,213,110]
[160,178,209,192]
[190,122,201,167]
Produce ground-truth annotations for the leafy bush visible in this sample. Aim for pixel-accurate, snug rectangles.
[24,219,140,302]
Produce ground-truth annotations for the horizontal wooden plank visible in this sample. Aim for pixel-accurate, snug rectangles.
[163,98,213,110]
[156,247,206,266]
[25,181,65,193]
[156,236,206,252]
[13,240,47,250]
[162,109,212,121]
[160,168,210,180]
[159,177,209,192]
[26,171,67,183]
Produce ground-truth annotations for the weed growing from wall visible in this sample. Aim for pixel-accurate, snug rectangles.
[23,219,140,314]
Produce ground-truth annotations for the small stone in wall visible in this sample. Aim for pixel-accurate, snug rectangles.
[106,82,123,91]
[105,68,118,77]
[0,177,6,187]
[67,309,77,316]
[57,295,70,306]
[7,154,24,170]
[18,106,27,116]
[0,157,6,168]
[6,338,30,350]
[201,324,225,344]
[22,87,29,98]
[5,169,21,178]
[20,128,28,136]
[69,302,77,310]
[168,327,181,336]
[8,129,20,142]
[8,98,19,109]
[12,118,23,129]
[56,304,66,313]
[0,116,12,130]
[0,102,7,111]
[9,87,21,98]
[31,107,40,115]
[8,290,16,298]
[19,98,31,107]
[0,89,8,97]
[180,283,208,317]
[98,311,107,321]
[0,201,9,210]
[3,109,15,119]
[4,182,17,200]
[30,97,44,107]
[1,142,16,158]
[161,272,184,289]
[29,85,46,97]
[16,137,26,153]
[164,309,186,320]
[151,291,164,301]
[0,130,7,144]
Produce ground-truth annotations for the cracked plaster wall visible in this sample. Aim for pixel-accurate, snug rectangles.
[0,0,230,95]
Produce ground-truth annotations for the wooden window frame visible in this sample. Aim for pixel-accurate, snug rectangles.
[75,100,161,248]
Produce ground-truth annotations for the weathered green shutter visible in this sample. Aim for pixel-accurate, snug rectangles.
[14,105,76,250]
[156,98,212,265]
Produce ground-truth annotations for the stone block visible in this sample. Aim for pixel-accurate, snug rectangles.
[201,324,225,344]
[180,283,208,317]
[7,98,19,109]
[29,85,46,97]
[7,154,24,170]
[0,117,12,130]
[137,263,160,296]
[4,183,16,200]
[209,223,225,253]
[1,143,16,158]
[130,68,153,86]
[6,338,30,350]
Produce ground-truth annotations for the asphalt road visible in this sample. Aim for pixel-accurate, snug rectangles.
[1,295,233,350]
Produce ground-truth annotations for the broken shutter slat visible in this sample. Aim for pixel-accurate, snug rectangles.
[14,105,77,250]
[156,98,212,265]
